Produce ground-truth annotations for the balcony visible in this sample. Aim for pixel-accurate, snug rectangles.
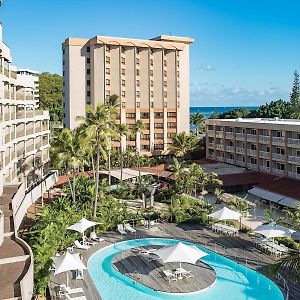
[287,138,300,147]
[235,160,246,167]
[272,136,285,144]
[260,166,270,173]
[207,154,214,159]
[236,147,244,154]
[247,163,258,170]
[259,135,270,143]
[208,143,214,148]
[272,153,285,161]
[259,151,269,158]
[16,129,25,138]
[225,132,234,138]
[26,143,34,153]
[288,155,300,163]
[235,133,245,140]
[226,158,234,164]
[216,144,224,150]
[4,68,9,77]
[216,156,224,162]
[246,134,256,141]
[215,131,224,138]
[288,172,300,180]
[226,146,234,152]
[247,149,257,156]
[207,130,214,136]
[273,169,285,176]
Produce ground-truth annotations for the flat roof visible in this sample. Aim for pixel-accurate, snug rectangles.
[207,118,300,126]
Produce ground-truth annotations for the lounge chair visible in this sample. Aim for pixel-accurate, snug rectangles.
[124,223,136,234]
[57,285,83,296]
[182,270,193,279]
[74,240,90,250]
[76,269,84,280]
[90,231,105,242]
[162,270,177,282]
[65,294,86,300]
[117,224,127,235]
[82,236,97,246]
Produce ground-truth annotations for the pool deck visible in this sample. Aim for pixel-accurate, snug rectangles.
[112,246,216,293]
[48,223,300,300]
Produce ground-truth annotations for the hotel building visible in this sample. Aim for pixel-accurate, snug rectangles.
[62,35,193,154]
[206,118,300,180]
[0,22,57,299]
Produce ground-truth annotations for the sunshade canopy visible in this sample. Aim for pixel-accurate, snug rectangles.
[67,218,99,234]
[154,242,208,265]
[52,252,87,276]
[248,187,284,203]
[255,223,295,239]
[99,168,153,181]
[209,206,241,221]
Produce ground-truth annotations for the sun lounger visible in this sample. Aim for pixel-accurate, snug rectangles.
[74,240,90,250]
[65,294,87,300]
[124,223,136,234]
[163,269,177,282]
[117,224,127,235]
[82,236,97,246]
[58,284,83,296]
[90,231,105,242]
[76,269,84,280]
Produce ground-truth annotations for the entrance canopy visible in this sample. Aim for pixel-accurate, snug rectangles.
[99,168,154,181]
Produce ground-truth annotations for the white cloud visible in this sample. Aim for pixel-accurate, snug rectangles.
[196,64,216,72]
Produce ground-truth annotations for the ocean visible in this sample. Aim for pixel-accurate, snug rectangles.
[190,106,258,119]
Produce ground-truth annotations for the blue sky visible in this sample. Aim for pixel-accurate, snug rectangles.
[1,0,300,107]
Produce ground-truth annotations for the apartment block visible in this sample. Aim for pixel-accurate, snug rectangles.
[62,35,193,154]
[0,22,57,299]
[206,118,300,180]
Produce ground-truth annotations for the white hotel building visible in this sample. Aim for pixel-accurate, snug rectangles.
[0,22,57,299]
[206,118,300,180]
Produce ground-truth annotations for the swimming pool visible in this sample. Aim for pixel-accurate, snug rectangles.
[87,238,284,300]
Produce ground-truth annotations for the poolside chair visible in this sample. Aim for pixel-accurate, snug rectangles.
[124,223,136,234]
[90,231,105,243]
[117,224,127,235]
[74,240,90,250]
[82,236,97,246]
[181,269,194,279]
[162,270,177,282]
[76,269,84,280]
[57,284,83,296]
[65,294,87,300]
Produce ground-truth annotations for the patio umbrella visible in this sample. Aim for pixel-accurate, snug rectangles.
[51,252,87,287]
[154,242,208,279]
[67,217,99,239]
[209,206,241,221]
[254,223,295,239]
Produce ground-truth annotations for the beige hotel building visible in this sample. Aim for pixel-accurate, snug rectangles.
[62,35,193,154]
[206,118,300,180]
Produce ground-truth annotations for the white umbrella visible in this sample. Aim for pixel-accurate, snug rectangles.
[154,242,208,279]
[255,223,295,239]
[67,217,99,239]
[209,206,241,221]
[51,252,87,287]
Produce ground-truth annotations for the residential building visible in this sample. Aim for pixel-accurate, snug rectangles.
[206,118,300,180]
[62,34,193,154]
[0,22,57,299]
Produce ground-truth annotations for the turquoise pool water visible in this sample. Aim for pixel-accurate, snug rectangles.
[87,238,284,300]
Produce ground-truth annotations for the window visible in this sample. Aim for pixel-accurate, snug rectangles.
[177,61,179,67]
[106,79,110,85]
[164,70,167,77]
[167,122,176,128]
[150,80,154,87]
[121,57,125,64]
[121,79,125,86]
[63,60,65,65]
[121,46,125,54]
[136,58,140,65]
[126,113,135,119]
[136,48,140,55]
[297,150,300,157]
[87,91,90,97]
[177,81,180,87]
[136,69,140,76]
[164,102,167,108]
[177,101,180,108]
[250,157,257,165]
[276,163,285,171]
[87,58,90,64]
[276,148,285,155]
[164,60,167,67]
[164,91,167,98]
[136,91,140,98]
[63,49,65,55]
[141,112,150,119]
[276,131,283,137]
[177,71,180,77]
[106,45,110,52]
[121,68,125,75]
[87,47,90,52]
[63,71,65,76]
[136,80,140,87]
[150,70,153,76]
[164,81,167,87]
[136,102,140,108]
[297,166,300,174]
[87,69,90,75]
[141,134,150,140]
[121,102,126,108]
[155,133,164,139]
[87,80,90,86]
[150,59,153,66]
[150,91,154,98]
[121,91,126,97]
[155,112,163,118]
[106,90,110,97]
[167,132,176,138]
[154,123,163,129]
[266,160,270,167]
[106,68,110,75]
[154,144,164,150]
[150,101,154,108]
[106,56,110,63]
[177,91,180,98]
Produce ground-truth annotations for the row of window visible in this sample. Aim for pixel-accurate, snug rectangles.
[102,67,180,77]
[122,112,176,119]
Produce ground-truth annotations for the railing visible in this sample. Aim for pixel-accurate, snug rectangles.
[259,151,269,158]
[236,160,246,166]
[207,130,214,136]
[236,147,244,153]
[226,158,234,164]
[272,136,285,144]
[226,146,234,152]
[247,149,257,155]
[247,163,258,170]
[207,154,214,159]
[259,135,270,143]
[246,134,256,140]
[11,70,17,79]
[276,273,289,300]
[216,144,224,150]
[260,166,270,172]
[4,67,9,77]
[273,169,285,176]
[216,131,223,138]
[236,133,245,140]
[225,132,234,138]
[272,153,285,161]
[287,172,300,180]
[208,143,214,148]
[216,156,224,162]
[287,138,300,146]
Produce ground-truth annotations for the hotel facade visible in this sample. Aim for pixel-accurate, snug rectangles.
[0,22,57,299]
[62,35,193,154]
[206,118,300,180]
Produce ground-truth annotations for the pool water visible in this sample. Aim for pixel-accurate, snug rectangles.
[87,238,284,300]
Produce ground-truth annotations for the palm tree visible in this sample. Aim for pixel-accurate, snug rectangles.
[170,132,199,157]
[190,113,205,135]
[131,119,144,180]
[50,128,83,202]
[117,123,128,181]
[231,195,249,229]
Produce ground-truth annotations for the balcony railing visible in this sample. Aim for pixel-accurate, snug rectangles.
[4,68,9,77]
[259,151,269,158]
[208,143,214,148]
[247,163,258,170]
[216,144,224,150]
[207,154,214,159]
[216,131,224,138]
[235,160,246,167]
[287,138,300,146]
[288,155,300,163]
[273,169,285,176]
[16,129,25,138]
[236,147,244,153]
[226,158,234,164]
[272,137,285,144]
[259,135,270,143]
[226,146,234,152]
[247,149,257,155]
[272,153,285,161]
[216,156,224,162]
[207,130,214,136]
[246,134,256,141]
[225,132,234,138]
[260,166,270,173]
[288,172,300,180]
[235,133,245,140]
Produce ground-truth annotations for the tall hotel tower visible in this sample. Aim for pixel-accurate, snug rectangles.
[62,35,193,154]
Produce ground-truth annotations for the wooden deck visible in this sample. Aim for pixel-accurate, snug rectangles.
[48,223,300,300]
[112,246,216,293]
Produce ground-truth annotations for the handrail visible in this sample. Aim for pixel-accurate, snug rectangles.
[276,273,289,300]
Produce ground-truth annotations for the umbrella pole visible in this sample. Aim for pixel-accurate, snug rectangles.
[179,262,182,279]
[66,271,69,288]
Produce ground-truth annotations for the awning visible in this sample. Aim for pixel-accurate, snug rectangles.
[99,168,154,181]
[248,187,284,203]
[279,197,300,209]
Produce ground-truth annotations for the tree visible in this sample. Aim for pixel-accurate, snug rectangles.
[290,70,300,107]
[190,113,205,135]
[117,123,128,181]
[230,195,249,229]
[131,119,144,181]
[170,132,199,157]
[39,72,63,124]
